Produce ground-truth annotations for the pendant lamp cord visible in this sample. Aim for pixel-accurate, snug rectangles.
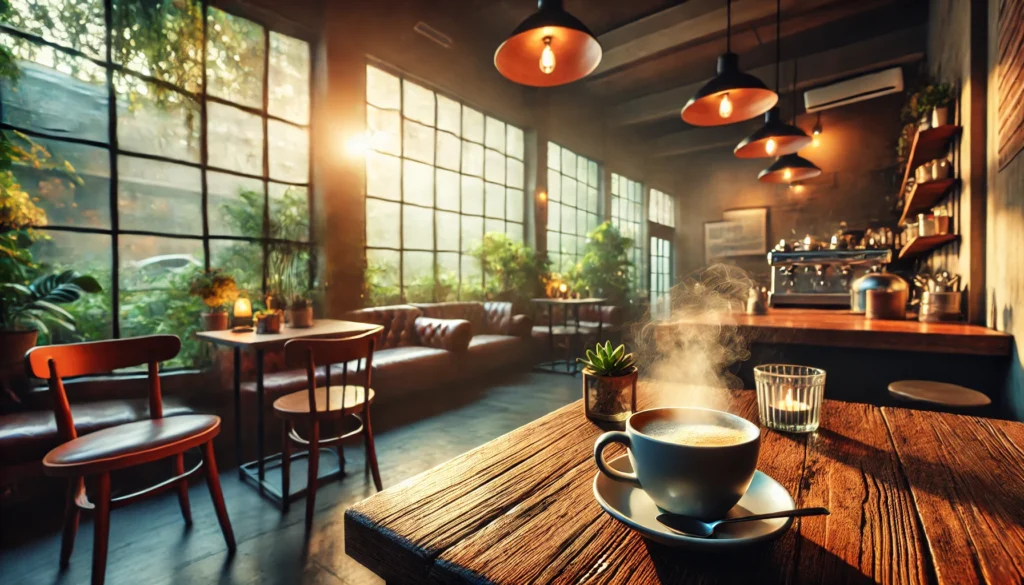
[792,58,799,124]
[726,0,732,53]
[774,0,781,91]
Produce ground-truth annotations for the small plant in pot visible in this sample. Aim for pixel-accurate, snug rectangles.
[578,341,638,423]
[0,270,101,405]
[188,269,239,331]
[253,309,282,334]
[287,292,314,328]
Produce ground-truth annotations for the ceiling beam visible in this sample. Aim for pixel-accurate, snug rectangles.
[593,0,839,76]
[610,25,925,128]
[652,121,758,158]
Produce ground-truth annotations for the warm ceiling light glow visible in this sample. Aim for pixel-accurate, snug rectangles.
[765,137,777,155]
[812,136,820,148]
[783,168,792,181]
[538,191,547,202]
[718,93,733,119]
[539,37,555,74]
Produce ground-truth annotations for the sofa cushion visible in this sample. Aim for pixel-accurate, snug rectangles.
[370,346,456,396]
[343,305,423,349]
[465,335,526,374]
[414,301,524,336]
[414,317,472,352]
[0,396,193,466]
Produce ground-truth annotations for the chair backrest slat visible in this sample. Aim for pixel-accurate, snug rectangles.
[24,335,181,443]
[283,328,380,414]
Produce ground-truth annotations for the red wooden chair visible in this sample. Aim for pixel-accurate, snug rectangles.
[274,328,383,535]
[25,335,235,585]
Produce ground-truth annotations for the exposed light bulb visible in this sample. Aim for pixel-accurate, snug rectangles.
[718,93,733,119]
[539,37,555,74]
[783,168,793,181]
[765,137,777,155]
[812,136,820,148]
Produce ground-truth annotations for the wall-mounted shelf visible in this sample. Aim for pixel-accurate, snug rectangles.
[898,234,959,260]
[898,178,959,224]
[896,123,962,212]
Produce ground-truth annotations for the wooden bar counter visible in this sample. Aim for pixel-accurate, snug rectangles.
[661,308,1011,357]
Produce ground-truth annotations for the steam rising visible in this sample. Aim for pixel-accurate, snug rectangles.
[631,265,754,407]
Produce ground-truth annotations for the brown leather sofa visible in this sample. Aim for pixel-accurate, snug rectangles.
[0,378,194,502]
[414,301,533,377]
[239,302,532,407]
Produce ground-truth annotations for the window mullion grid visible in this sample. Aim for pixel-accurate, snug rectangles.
[456,105,463,300]
[199,0,210,271]
[306,38,316,290]
[398,80,405,302]
[261,26,271,300]
[432,93,438,302]
[103,0,120,338]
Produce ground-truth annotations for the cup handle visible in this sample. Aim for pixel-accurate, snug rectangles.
[594,431,641,488]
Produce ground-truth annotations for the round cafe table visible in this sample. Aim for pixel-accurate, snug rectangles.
[529,297,606,376]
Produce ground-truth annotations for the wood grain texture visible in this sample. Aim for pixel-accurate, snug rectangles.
[659,309,1011,356]
[998,0,1024,168]
[883,408,1024,585]
[345,386,960,584]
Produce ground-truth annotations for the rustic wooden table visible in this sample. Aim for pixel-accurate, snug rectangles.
[344,384,1024,584]
[197,319,379,505]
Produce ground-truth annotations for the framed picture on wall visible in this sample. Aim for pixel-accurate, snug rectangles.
[703,207,768,265]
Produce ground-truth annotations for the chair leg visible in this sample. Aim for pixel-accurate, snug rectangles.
[281,421,291,513]
[305,420,320,536]
[173,453,192,526]
[201,440,236,552]
[91,473,111,585]
[59,477,82,569]
[363,409,383,491]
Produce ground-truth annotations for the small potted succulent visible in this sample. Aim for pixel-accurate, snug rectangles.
[287,293,314,329]
[578,341,638,423]
[254,309,283,334]
[188,269,239,331]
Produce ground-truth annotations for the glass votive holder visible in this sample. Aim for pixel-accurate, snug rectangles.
[754,364,826,433]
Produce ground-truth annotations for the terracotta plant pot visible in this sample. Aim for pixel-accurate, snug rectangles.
[0,329,39,406]
[255,312,282,334]
[287,306,314,328]
[201,311,229,331]
[583,367,638,423]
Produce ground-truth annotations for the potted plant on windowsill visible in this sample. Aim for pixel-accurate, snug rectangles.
[578,341,638,423]
[1,270,102,404]
[188,269,239,331]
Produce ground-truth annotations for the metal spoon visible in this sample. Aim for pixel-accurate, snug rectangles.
[657,507,830,539]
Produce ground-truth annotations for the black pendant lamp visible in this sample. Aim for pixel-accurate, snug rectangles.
[734,0,810,158]
[758,59,821,184]
[681,0,777,126]
[494,0,602,87]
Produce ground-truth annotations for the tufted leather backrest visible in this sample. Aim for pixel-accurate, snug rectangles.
[483,302,513,335]
[343,305,423,349]
[414,302,487,333]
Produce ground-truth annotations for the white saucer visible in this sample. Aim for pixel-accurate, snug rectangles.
[593,454,795,550]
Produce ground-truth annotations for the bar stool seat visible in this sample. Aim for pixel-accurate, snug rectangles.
[888,380,991,408]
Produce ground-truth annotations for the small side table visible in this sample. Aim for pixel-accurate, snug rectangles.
[529,297,606,376]
[197,319,379,507]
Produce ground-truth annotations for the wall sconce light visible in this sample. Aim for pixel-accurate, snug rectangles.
[538,191,548,202]
[812,113,822,147]
[345,131,371,157]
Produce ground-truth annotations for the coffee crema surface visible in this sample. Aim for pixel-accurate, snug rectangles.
[644,422,750,447]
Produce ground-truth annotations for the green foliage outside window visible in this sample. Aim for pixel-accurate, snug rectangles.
[470,232,549,312]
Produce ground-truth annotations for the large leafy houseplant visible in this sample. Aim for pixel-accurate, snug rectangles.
[569,222,639,314]
[470,232,550,311]
[0,270,102,336]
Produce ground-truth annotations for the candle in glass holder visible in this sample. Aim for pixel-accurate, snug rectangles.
[769,388,811,426]
[233,297,253,332]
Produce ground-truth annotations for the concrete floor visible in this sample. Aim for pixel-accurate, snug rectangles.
[0,371,580,585]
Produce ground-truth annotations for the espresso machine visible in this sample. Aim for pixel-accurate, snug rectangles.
[767,248,893,308]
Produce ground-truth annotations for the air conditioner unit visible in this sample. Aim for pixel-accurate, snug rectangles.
[803,67,904,113]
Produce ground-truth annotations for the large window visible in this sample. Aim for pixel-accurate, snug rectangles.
[364,64,525,304]
[1,1,312,366]
[650,236,673,318]
[546,142,600,274]
[611,172,644,286]
[650,188,675,227]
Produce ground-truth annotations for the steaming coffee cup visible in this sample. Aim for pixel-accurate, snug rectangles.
[594,407,761,520]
